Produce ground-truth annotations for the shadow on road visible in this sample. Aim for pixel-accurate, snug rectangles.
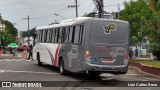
[36,63,122,87]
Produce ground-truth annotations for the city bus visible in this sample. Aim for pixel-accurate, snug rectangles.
[33,17,130,76]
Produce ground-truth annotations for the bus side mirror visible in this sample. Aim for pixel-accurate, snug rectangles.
[33,30,37,46]
[33,30,37,38]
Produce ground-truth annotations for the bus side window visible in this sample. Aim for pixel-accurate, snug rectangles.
[68,27,73,43]
[54,28,59,43]
[47,29,50,42]
[62,27,66,43]
[51,29,55,43]
[43,30,46,42]
[74,25,80,44]
[79,25,84,44]
[57,28,60,43]
[49,29,52,42]
[72,26,76,43]
[40,30,43,42]
[44,29,48,42]
[65,27,70,43]
[58,28,63,43]
[37,31,40,42]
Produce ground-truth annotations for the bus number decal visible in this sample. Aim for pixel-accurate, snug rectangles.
[68,45,78,67]
[103,23,116,34]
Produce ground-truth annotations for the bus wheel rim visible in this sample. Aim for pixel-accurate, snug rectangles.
[60,63,63,73]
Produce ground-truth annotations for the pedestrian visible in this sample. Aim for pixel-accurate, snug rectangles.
[0,45,2,59]
[135,46,138,59]
[12,48,16,58]
[129,48,133,60]
[132,45,136,60]
[22,45,28,59]
[27,45,33,60]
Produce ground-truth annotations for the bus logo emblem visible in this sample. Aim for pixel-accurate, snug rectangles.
[104,23,116,34]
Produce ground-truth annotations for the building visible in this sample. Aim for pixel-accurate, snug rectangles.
[16,37,34,46]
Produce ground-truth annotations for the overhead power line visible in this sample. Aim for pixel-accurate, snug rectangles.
[31,7,68,19]
[0,1,75,11]
[0,0,26,7]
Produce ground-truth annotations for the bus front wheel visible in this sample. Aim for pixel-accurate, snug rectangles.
[37,54,42,66]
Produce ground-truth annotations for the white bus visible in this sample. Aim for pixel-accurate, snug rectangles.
[33,17,129,76]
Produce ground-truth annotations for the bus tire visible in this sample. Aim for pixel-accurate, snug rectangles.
[37,54,42,66]
[59,59,66,75]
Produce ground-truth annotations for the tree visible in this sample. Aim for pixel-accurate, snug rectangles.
[3,20,18,40]
[21,27,36,38]
[83,12,96,17]
[149,0,159,13]
[120,0,150,45]
[120,0,160,60]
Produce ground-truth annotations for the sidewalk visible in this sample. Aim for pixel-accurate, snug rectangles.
[137,57,151,60]
[1,51,22,57]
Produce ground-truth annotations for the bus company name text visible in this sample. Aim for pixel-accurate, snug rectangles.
[11,82,42,87]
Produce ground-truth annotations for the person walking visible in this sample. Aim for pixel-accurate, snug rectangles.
[129,48,133,60]
[0,45,2,59]
[12,48,17,58]
[132,45,136,60]
[27,45,33,60]
[135,46,138,59]
[22,45,28,59]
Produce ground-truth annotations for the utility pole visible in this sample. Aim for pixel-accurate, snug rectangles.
[99,0,103,18]
[117,3,120,18]
[75,0,78,17]
[93,0,104,18]
[23,15,31,46]
[68,0,78,17]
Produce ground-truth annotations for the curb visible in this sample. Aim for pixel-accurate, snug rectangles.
[129,62,160,78]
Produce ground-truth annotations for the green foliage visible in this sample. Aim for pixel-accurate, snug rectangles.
[21,27,36,37]
[149,0,159,13]
[120,0,150,45]
[0,20,18,46]
[84,12,96,17]
[120,0,160,60]
[1,30,13,46]
[4,20,18,38]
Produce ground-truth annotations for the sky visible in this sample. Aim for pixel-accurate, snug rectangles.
[0,0,131,31]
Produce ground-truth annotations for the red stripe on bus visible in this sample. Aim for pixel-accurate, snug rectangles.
[54,44,60,67]
[46,48,55,66]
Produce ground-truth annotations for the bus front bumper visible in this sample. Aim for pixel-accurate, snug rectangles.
[82,61,128,74]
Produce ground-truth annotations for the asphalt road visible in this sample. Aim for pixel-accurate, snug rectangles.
[0,56,160,90]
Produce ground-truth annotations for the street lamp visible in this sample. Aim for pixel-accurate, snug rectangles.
[54,14,65,20]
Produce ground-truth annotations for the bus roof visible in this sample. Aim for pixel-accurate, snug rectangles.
[35,17,128,30]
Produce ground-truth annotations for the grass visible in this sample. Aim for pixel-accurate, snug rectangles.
[129,60,160,68]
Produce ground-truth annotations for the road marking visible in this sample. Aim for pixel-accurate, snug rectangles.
[0,59,31,61]
[0,70,59,75]
[101,73,159,81]
[125,74,138,76]
[6,60,12,61]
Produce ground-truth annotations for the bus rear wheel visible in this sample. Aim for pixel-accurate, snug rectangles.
[37,54,42,66]
[59,59,66,75]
